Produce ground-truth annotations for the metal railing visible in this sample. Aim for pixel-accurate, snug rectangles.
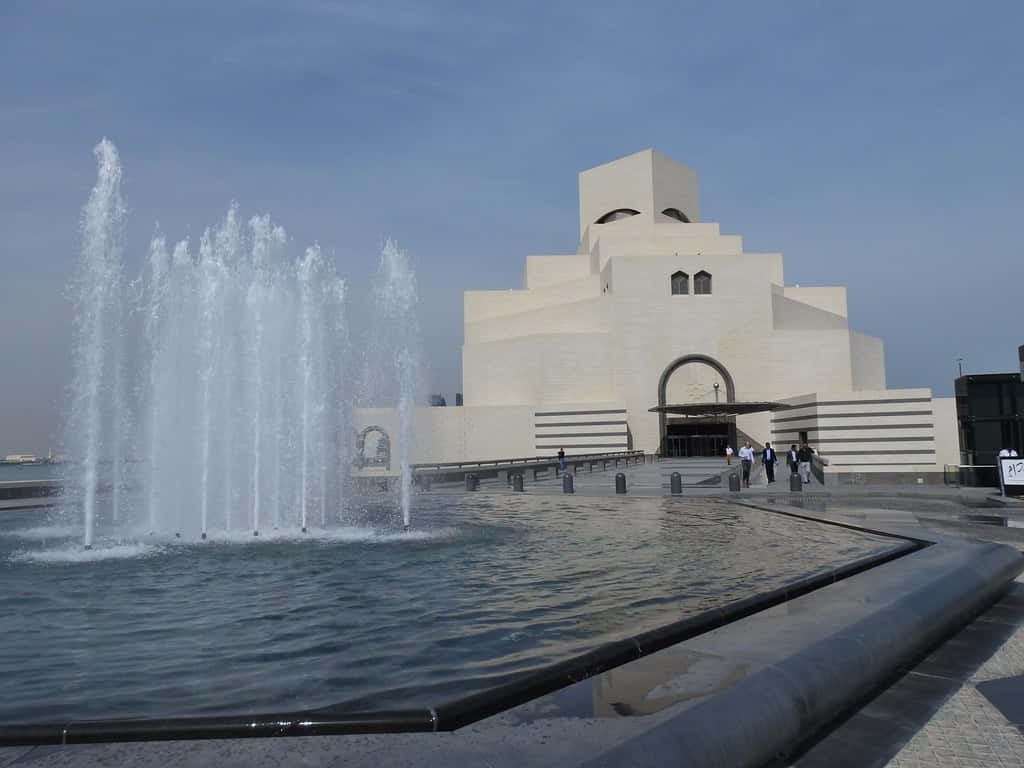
[413,450,648,483]
[0,479,63,509]
[943,464,998,488]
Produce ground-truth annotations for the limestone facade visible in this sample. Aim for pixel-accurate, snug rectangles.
[356,149,959,479]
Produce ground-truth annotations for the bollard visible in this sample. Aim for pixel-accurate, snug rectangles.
[729,473,741,492]
[790,472,802,492]
[615,473,627,494]
[513,473,524,492]
[670,472,682,495]
[465,473,479,491]
[562,473,574,494]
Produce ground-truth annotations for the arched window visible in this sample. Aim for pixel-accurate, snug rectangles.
[694,270,712,295]
[670,270,689,295]
[661,208,690,223]
[595,208,640,224]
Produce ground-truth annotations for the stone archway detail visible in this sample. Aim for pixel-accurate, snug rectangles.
[354,425,391,471]
[657,354,736,455]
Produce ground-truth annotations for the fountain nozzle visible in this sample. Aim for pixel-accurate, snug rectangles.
[83,544,92,551]
[253,530,259,537]
[201,532,207,540]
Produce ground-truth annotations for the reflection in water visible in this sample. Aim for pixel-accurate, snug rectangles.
[0,495,900,723]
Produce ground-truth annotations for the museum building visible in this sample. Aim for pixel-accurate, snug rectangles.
[357,149,959,483]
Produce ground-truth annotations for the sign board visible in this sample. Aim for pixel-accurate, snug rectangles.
[1000,458,1024,496]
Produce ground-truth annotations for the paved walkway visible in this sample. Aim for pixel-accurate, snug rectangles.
[885,579,1024,768]
[784,499,1024,767]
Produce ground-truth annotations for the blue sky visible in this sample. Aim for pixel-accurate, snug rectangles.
[1,0,1022,453]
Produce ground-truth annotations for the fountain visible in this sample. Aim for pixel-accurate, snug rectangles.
[64,139,418,546]
[370,240,421,530]
[67,139,125,550]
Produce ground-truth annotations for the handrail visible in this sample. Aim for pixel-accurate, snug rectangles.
[412,450,643,474]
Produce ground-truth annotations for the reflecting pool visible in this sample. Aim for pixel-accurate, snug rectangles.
[0,494,901,723]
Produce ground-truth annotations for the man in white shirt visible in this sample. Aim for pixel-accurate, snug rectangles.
[738,441,755,487]
[725,445,734,465]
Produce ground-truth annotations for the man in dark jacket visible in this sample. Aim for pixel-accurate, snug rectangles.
[797,442,814,484]
[787,444,799,475]
[762,442,778,483]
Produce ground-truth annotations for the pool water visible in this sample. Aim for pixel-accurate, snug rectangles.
[0,494,902,723]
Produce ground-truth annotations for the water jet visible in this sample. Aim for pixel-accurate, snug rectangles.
[63,138,419,542]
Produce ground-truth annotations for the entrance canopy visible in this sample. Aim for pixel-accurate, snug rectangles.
[650,401,789,419]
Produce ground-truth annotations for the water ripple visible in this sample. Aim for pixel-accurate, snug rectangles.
[0,493,900,722]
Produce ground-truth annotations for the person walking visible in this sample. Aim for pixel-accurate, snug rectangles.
[762,442,778,484]
[797,441,814,485]
[557,447,566,472]
[725,445,734,465]
[787,444,799,475]
[738,441,755,487]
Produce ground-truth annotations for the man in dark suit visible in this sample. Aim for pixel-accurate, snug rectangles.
[787,444,799,475]
[762,442,778,483]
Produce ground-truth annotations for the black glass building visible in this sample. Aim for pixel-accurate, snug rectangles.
[955,373,1024,470]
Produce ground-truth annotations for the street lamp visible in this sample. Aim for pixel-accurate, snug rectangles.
[713,381,720,404]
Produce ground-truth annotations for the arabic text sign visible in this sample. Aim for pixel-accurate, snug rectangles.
[1000,458,1024,486]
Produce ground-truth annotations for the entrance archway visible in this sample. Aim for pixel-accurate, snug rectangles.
[657,355,736,457]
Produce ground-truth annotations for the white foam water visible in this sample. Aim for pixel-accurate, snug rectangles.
[64,139,423,546]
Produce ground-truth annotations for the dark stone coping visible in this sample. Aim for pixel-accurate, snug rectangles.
[0,511,925,747]
[579,507,1024,768]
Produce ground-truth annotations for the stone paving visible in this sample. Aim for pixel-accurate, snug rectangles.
[885,575,1024,768]
[772,491,1024,768]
